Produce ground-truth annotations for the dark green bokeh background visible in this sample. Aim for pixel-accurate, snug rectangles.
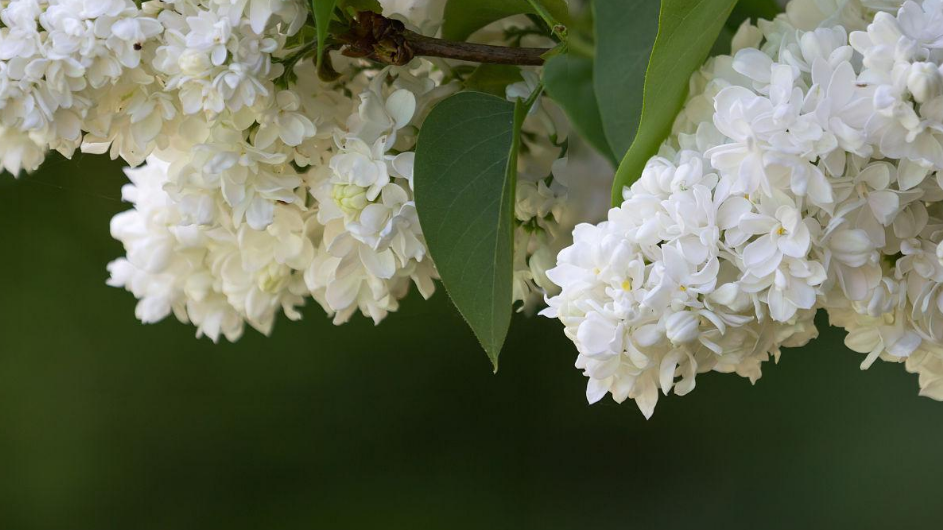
[2,157,942,529]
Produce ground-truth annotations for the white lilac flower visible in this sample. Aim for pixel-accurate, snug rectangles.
[545,0,943,416]
[304,70,438,324]
[107,158,248,342]
[0,0,159,169]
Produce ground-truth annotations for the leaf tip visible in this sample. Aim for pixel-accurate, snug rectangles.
[482,336,503,373]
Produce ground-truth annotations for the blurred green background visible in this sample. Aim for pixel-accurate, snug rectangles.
[1,156,942,529]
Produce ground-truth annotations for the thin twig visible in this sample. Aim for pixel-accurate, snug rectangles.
[406,32,547,65]
[339,11,551,66]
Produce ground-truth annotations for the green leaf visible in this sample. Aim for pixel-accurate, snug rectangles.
[543,54,616,165]
[610,0,738,205]
[442,0,570,42]
[414,92,530,371]
[592,0,660,161]
[311,0,337,69]
[464,64,524,97]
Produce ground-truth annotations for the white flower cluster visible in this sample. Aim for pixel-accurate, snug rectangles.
[0,0,308,174]
[106,63,443,339]
[544,0,943,417]
[1,0,606,340]
[96,0,450,339]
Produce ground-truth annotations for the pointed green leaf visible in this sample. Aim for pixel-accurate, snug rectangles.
[610,0,737,205]
[592,0,660,161]
[442,0,570,42]
[311,0,337,69]
[543,54,616,165]
[414,92,530,370]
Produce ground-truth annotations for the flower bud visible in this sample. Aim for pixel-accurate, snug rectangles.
[178,50,210,77]
[830,229,875,268]
[907,62,943,103]
[577,313,623,356]
[665,311,700,344]
[257,262,290,294]
[529,246,557,293]
[866,278,897,317]
[709,282,749,312]
[331,183,368,214]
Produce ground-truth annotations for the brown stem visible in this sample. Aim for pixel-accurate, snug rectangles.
[339,11,551,67]
[405,32,547,65]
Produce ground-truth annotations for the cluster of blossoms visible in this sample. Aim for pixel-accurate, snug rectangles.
[544,0,943,417]
[0,0,608,339]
